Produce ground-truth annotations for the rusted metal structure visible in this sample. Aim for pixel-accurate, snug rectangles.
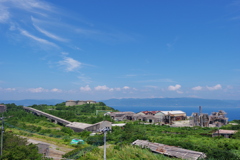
[132,140,207,160]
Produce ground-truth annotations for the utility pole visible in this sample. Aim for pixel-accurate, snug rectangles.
[104,131,107,160]
[0,113,4,157]
[100,127,111,160]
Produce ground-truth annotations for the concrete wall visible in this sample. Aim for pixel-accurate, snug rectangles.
[66,100,97,106]
[66,101,77,106]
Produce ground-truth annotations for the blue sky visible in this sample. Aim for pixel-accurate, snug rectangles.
[0,0,240,100]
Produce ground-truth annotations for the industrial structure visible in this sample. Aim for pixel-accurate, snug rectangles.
[65,100,96,106]
[23,107,111,132]
[190,106,228,127]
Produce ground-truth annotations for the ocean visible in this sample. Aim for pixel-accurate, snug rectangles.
[113,106,240,121]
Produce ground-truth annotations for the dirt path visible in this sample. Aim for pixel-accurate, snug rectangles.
[24,137,73,160]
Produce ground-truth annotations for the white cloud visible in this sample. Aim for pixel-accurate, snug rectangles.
[145,85,158,89]
[51,88,62,92]
[168,84,181,91]
[0,5,9,23]
[59,57,81,72]
[5,88,16,91]
[93,85,123,91]
[28,87,48,93]
[20,29,58,48]
[192,86,203,91]
[94,85,109,91]
[206,84,222,91]
[32,21,68,42]
[7,0,53,12]
[61,52,69,56]
[115,88,121,91]
[123,86,130,89]
[80,85,91,91]
[177,90,184,94]
[78,75,92,84]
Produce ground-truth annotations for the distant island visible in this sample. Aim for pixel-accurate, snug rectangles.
[1,98,240,108]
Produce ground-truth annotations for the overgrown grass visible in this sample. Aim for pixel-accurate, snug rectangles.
[80,145,177,160]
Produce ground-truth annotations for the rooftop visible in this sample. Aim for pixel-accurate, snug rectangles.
[66,122,92,129]
[213,130,238,134]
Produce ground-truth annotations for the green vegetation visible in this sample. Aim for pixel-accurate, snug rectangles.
[105,123,240,160]
[2,103,240,159]
[29,102,117,123]
[1,131,49,160]
[80,145,176,160]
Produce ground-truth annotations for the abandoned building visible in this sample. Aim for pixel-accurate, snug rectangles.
[66,120,112,132]
[65,100,97,106]
[132,139,207,160]
[106,112,135,121]
[190,110,228,127]
[156,110,187,123]
[107,110,186,124]
[212,129,238,138]
[133,114,160,123]
[0,104,6,113]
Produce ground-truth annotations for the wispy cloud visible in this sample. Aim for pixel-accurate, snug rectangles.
[145,85,158,89]
[192,86,203,91]
[77,75,92,84]
[32,17,68,42]
[5,88,16,91]
[137,79,175,83]
[93,85,129,92]
[80,85,92,91]
[51,88,62,92]
[33,24,68,42]
[0,5,9,23]
[20,29,58,48]
[28,87,47,93]
[94,85,110,91]
[206,84,222,91]
[166,37,179,50]
[58,56,81,72]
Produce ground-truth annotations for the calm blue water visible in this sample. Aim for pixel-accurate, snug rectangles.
[113,106,240,121]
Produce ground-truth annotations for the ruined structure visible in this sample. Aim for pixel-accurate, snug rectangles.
[212,129,238,138]
[0,104,7,113]
[132,140,207,160]
[209,110,228,127]
[108,110,186,124]
[65,100,96,106]
[24,107,111,132]
[190,107,228,127]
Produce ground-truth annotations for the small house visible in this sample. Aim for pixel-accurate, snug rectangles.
[212,129,238,138]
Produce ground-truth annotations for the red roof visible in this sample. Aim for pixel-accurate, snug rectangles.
[141,111,161,115]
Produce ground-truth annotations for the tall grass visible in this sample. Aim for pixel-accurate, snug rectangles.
[81,145,176,160]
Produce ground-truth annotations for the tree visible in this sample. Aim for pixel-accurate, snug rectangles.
[1,132,44,160]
